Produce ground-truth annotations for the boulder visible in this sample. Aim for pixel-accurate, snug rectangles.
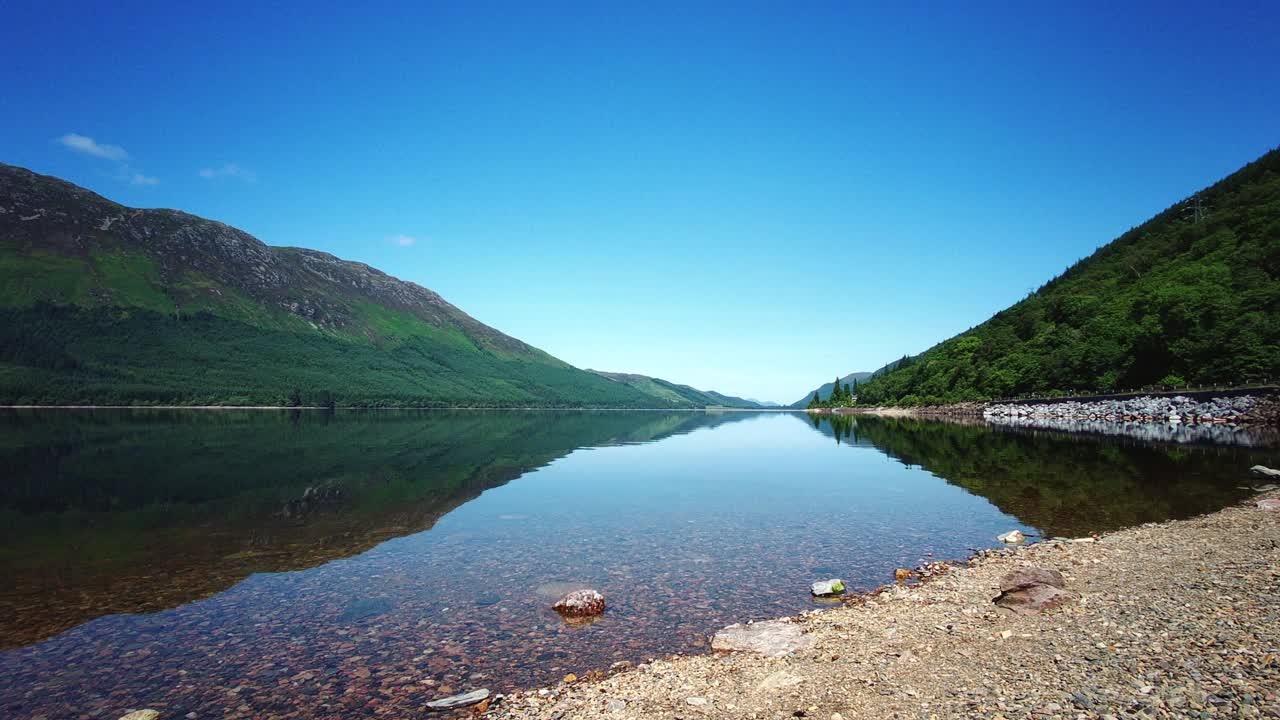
[999,567,1066,592]
[810,578,845,596]
[426,689,490,711]
[997,530,1026,544]
[712,620,814,656]
[1257,498,1280,511]
[553,588,605,617]
[1251,465,1280,479]
[118,712,160,720]
[994,584,1071,615]
[994,566,1070,614]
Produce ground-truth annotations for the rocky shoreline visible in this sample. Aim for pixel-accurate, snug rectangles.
[809,393,1280,427]
[485,477,1280,720]
[985,394,1277,426]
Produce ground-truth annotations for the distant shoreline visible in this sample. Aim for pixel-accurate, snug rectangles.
[0,405,797,412]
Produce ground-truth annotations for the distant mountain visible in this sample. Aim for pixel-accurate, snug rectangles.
[746,398,783,408]
[789,371,875,408]
[0,163,698,408]
[590,371,763,408]
[856,147,1280,405]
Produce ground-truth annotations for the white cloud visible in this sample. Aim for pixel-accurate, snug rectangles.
[198,163,256,182]
[392,234,417,247]
[130,172,160,186]
[57,133,129,161]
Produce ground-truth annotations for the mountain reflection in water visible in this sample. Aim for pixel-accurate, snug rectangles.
[0,409,1275,720]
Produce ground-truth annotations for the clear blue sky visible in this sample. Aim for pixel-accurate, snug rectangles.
[2,1,1277,403]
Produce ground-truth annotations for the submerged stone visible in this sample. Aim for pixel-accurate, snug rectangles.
[553,588,606,617]
[1250,465,1280,479]
[117,712,160,720]
[339,596,392,622]
[426,688,490,710]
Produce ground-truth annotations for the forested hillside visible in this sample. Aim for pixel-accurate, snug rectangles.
[789,371,874,408]
[855,148,1280,405]
[0,164,716,407]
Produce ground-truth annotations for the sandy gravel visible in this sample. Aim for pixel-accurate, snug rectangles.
[487,489,1280,720]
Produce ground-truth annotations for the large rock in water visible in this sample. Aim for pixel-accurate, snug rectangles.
[711,620,814,656]
[994,566,1071,615]
[1251,465,1280,479]
[810,578,845,596]
[553,589,605,617]
[997,529,1026,544]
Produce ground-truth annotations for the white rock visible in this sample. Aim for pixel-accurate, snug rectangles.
[998,530,1026,544]
[1251,465,1280,479]
[712,620,815,656]
[118,712,160,720]
[686,696,709,706]
[810,578,846,596]
[426,688,490,710]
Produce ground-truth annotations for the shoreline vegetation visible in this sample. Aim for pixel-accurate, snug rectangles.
[486,480,1280,720]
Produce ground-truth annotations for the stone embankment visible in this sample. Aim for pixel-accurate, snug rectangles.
[488,480,1280,720]
[986,394,1276,426]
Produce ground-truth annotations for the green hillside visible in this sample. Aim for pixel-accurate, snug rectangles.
[789,371,875,408]
[0,164,683,407]
[589,370,762,408]
[855,148,1280,406]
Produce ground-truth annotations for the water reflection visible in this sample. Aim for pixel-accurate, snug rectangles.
[1,410,1275,720]
[803,413,1276,536]
[0,409,755,649]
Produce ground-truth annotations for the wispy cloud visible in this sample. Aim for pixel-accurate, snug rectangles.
[198,163,257,182]
[58,133,129,161]
[57,132,159,186]
[392,234,418,247]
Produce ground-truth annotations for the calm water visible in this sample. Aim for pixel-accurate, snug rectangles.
[1,409,1275,719]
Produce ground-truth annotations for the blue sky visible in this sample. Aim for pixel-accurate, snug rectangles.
[2,2,1277,402]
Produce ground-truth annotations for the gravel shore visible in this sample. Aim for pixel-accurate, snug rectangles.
[489,487,1280,720]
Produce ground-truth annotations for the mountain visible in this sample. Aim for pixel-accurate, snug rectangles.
[789,371,875,408]
[0,164,707,408]
[589,370,763,408]
[856,147,1280,406]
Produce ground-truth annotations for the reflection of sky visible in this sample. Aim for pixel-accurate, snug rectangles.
[0,413,1033,718]
[418,412,1022,581]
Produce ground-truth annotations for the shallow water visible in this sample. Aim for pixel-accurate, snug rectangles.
[0,409,1275,719]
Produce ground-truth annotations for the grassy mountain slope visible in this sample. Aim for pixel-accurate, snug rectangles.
[0,164,660,407]
[589,370,762,408]
[856,148,1280,405]
[789,371,875,408]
